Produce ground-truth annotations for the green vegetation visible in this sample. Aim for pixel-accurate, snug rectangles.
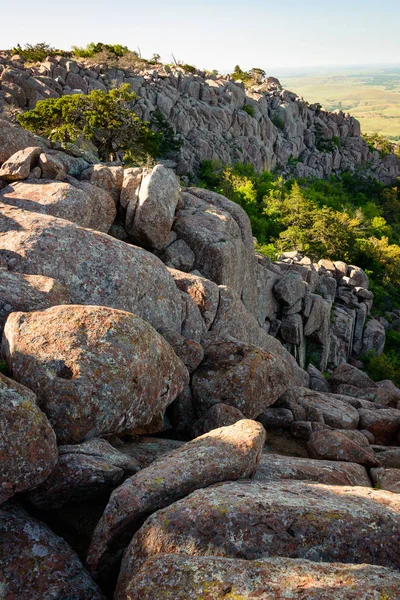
[271,114,285,131]
[363,331,400,385]
[71,42,129,58]
[17,85,161,163]
[231,65,266,87]
[10,42,61,62]
[242,104,255,117]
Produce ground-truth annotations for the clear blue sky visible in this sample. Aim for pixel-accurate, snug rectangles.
[3,0,400,73]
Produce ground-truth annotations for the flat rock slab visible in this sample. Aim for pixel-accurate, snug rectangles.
[0,205,184,332]
[87,420,266,578]
[116,554,400,600]
[0,503,103,599]
[119,480,400,586]
[0,179,116,232]
[0,373,57,505]
[3,305,189,443]
[28,438,140,509]
[255,453,371,487]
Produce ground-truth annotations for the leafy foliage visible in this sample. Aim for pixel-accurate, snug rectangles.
[243,104,255,117]
[72,42,129,58]
[10,42,60,62]
[17,85,161,163]
[231,65,266,86]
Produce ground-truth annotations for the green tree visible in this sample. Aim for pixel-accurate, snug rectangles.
[17,85,160,163]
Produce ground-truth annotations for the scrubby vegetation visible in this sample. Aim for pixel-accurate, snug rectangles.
[197,159,400,376]
[10,42,62,62]
[231,65,266,87]
[17,85,161,163]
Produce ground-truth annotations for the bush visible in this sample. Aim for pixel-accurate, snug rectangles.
[17,85,161,163]
[271,114,285,131]
[72,42,129,58]
[10,42,59,62]
[243,104,255,117]
[363,350,400,386]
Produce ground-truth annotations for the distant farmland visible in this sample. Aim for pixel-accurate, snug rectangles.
[280,67,400,141]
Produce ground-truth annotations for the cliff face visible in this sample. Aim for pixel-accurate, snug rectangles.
[1,53,399,183]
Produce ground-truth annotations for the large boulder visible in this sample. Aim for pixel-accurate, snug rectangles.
[128,165,180,249]
[0,118,45,164]
[87,420,265,578]
[173,191,258,316]
[361,319,386,356]
[0,146,42,180]
[358,408,400,445]
[117,480,400,589]
[191,335,289,418]
[28,438,140,509]
[0,503,103,599]
[116,555,400,600]
[255,453,371,486]
[168,268,220,330]
[81,164,124,204]
[3,305,189,443]
[116,437,184,469]
[329,363,376,391]
[0,179,116,232]
[307,430,381,467]
[300,390,360,429]
[0,206,183,331]
[370,468,400,493]
[191,403,245,437]
[0,374,57,505]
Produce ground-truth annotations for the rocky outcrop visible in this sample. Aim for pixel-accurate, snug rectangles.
[1,56,398,183]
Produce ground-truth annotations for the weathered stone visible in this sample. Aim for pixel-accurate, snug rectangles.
[358,408,400,445]
[116,437,184,469]
[191,403,245,437]
[375,448,400,468]
[116,555,400,600]
[361,318,386,356]
[158,327,204,373]
[3,305,189,443]
[0,268,70,334]
[28,438,140,509]
[38,152,67,179]
[300,390,359,429]
[87,420,265,578]
[0,374,57,505]
[81,164,124,204]
[370,468,400,493]
[0,118,45,164]
[0,179,116,232]
[159,239,195,271]
[179,289,206,341]
[0,503,103,599]
[280,313,303,345]
[0,206,184,331]
[257,407,293,430]
[129,165,180,250]
[349,266,369,288]
[168,268,220,330]
[120,167,143,209]
[329,363,376,391]
[273,271,305,307]
[0,146,41,180]
[192,335,289,417]
[118,480,400,586]
[255,453,371,486]
[307,430,381,467]
[307,363,331,393]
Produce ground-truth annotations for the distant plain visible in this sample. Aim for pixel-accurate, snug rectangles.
[279,66,400,140]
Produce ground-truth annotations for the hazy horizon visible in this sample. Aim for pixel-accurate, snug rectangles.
[2,0,399,73]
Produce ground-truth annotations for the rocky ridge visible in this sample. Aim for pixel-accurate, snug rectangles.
[0,116,399,597]
[0,52,399,183]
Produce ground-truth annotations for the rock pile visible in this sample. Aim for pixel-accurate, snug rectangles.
[0,118,399,598]
[0,52,399,183]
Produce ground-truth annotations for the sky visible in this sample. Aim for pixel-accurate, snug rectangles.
[2,0,400,74]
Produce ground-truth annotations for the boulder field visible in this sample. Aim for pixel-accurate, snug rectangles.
[0,119,399,598]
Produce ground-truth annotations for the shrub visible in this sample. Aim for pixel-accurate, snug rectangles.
[243,104,255,117]
[271,114,285,131]
[363,350,400,386]
[10,42,59,62]
[17,85,161,163]
[72,42,129,58]
[182,64,197,74]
